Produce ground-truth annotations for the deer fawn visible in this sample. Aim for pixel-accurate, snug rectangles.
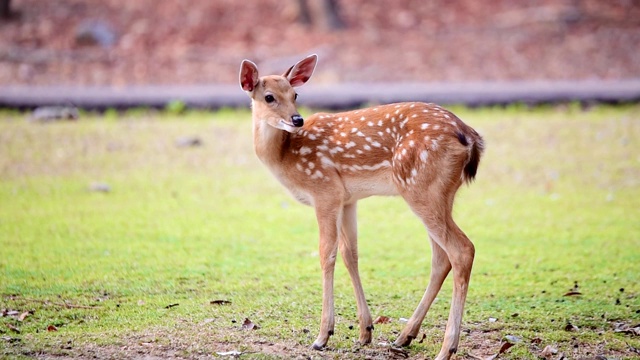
[239,54,484,360]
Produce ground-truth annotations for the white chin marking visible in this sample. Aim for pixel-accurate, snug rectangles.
[276,119,299,133]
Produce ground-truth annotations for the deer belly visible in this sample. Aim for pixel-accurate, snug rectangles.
[345,172,398,200]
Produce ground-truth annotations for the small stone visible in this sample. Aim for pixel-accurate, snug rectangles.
[175,136,202,148]
[30,106,79,122]
[89,183,111,193]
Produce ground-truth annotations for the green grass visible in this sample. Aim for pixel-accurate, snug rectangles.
[1,105,639,359]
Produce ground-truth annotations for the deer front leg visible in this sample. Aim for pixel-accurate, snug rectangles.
[312,202,341,350]
[338,202,373,345]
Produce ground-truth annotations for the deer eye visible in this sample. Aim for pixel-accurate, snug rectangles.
[265,94,275,103]
[294,93,299,101]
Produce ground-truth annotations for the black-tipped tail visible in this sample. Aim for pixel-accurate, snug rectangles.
[463,137,484,184]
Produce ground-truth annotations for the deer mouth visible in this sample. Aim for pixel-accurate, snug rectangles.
[277,119,301,133]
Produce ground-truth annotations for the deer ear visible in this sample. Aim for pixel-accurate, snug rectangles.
[240,59,259,92]
[284,54,317,87]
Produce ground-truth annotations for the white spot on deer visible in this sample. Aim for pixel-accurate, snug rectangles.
[400,119,409,128]
[411,114,418,118]
[310,170,324,179]
[344,154,356,158]
[395,104,401,108]
[377,120,383,126]
[300,146,312,155]
[317,145,329,151]
[410,103,416,108]
[356,131,365,137]
[373,107,379,111]
[338,117,343,121]
[362,160,391,171]
[431,139,438,150]
[296,163,304,171]
[305,168,312,175]
[319,115,325,119]
[367,121,374,126]
[308,134,317,140]
[365,137,373,143]
[377,131,383,136]
[385,113,390,119]
[329,146,344,155]
[395,109,400,115]
[363,144,371,151]
[385,128,391,133]
[421,123,430,130]
[420,150,428,162]
[351,128,358,133]
[391,117,396,123]
[402,148,407,156]
[433,125,440,130]
[444,114,450,119]
[356,149,363,154]
[333,128,339,134]
[361,116,366,121]
[340,132,347,137]
[409,140,415,147]
[345,141,356,149]
[320,156,335,168]
[371,141,381,147]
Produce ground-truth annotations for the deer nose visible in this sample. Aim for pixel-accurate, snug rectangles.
[291,114,304,127]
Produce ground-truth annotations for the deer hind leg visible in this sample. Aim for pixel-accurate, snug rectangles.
[394,237,451,347]
[400,184,475,360]
[312,200,342,350]
[338,202,373,345]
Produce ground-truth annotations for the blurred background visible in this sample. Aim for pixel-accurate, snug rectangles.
[1,0,639,88]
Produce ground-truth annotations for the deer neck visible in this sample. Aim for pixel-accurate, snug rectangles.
[252,116,291,168]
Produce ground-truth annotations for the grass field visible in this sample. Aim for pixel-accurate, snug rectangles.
[1,105,639,359]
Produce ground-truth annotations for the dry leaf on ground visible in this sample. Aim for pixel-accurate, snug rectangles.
[374,315,391,324]
[210,299,232,305]
[541,344,558,358]
[6,323,20,333]
[242,318,259,330]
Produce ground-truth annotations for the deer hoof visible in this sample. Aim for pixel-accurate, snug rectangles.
[393,334,414,347]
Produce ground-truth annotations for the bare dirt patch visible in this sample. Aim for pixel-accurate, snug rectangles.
[1,0,639,86]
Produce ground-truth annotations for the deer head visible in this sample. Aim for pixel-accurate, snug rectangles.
[239,54,318,133]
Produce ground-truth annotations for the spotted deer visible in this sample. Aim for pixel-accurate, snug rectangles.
[239,54,484,360]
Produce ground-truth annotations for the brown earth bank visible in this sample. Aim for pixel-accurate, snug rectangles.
[1,0,639,87]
